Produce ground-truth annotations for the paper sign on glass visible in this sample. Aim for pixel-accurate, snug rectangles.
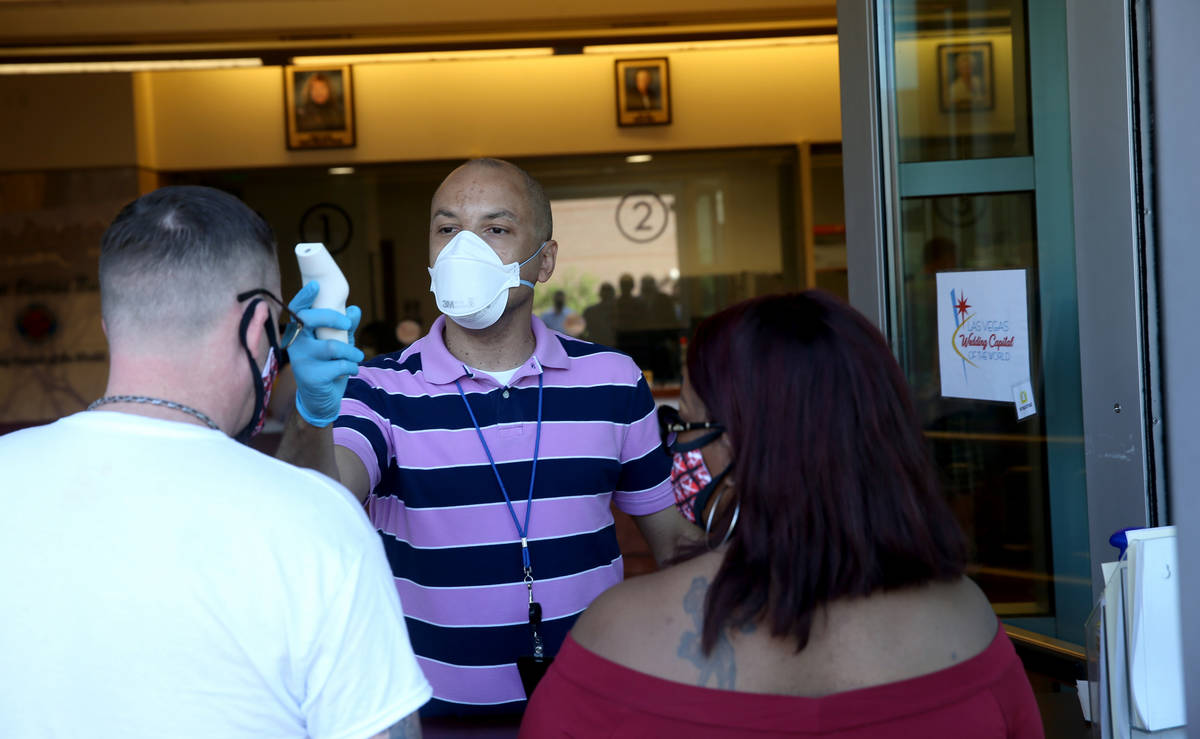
[936,269,1032,402]
[1012,379,1036,420]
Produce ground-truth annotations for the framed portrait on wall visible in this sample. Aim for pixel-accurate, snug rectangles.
[615,58,671,127]
[937,42,994,112]
[283,65,356,149]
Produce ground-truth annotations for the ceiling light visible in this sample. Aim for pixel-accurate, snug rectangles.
[328,167,356,175]
[583,35,836,55]
[292,48,555,66]
[0,58,262,75]
[625,154,653,164]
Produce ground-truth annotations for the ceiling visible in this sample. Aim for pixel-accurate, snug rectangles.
[0,0,839,62]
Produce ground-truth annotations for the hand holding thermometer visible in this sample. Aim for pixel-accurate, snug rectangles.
[295,242,349,343]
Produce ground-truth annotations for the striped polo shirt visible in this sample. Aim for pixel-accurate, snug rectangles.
[333,315,673,715]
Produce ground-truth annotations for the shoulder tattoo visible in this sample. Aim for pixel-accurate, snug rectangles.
[676,576,741,690]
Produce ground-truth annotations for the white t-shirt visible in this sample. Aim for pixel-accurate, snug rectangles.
[469,364,522,387]
[0,411,431,738]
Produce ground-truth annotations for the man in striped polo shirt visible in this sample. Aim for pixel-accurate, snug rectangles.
[278,158,694,716]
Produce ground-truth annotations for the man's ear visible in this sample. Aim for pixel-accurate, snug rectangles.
[242,300,273,356]
[537,240,558,284]
[100,318,108,338]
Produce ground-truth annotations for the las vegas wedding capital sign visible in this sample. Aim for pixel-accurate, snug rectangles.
[935,269,1033,412]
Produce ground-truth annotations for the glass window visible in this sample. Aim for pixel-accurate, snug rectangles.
[893,0,1032,162]
[168,146,831,392]
[896,192,1077,619]
[810,143,849,301]
[526,148,798,387]
[884,0,1090,648]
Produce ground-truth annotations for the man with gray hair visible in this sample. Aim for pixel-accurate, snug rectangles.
[0,186,430,738]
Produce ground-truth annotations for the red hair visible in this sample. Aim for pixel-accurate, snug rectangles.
[685,291,967,654]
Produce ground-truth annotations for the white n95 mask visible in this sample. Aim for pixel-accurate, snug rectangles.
[428,230,547,330]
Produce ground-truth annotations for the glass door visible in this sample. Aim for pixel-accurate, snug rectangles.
[846,0,1090,646]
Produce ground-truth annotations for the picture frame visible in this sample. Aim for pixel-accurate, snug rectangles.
[937,42,994,113]
[615,58,671,127]
[283,65,356,150]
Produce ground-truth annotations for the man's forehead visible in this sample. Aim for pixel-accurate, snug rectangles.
[432,164,530,218]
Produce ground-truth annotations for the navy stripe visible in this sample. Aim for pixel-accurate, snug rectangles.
[406,611,579,667]
[340,383,641,430]
[385,457,621,508]
[379,525,620,587]
[362,350,422,375]
[337,415,389,474]
[629,375,657,416]
[557,336,628,359]
[618,447,672,493]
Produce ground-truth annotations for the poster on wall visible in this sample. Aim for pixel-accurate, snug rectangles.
[936,269,1032,405]
[614,58,671,127]
[283,65,356,150]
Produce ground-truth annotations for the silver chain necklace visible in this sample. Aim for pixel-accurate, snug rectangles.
[87,395,221,431]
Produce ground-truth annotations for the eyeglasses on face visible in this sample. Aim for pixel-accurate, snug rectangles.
[657,404,724,452]
[236,289,304,351]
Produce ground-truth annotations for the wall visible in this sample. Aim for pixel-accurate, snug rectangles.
[0,74,143,424]
[140,39,843,170]
[0,74,139,171]
[1152,0,1200,722]
[0,42,842,178]
[0,168,139,424]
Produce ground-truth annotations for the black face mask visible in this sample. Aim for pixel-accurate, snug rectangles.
[234,297,280,445]
[691,463,732,529]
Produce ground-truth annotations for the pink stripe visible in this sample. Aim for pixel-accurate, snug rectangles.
[356,364,433,396]
[393,421,624,469]
[613,478,675,516]
[332,422,384,491]
[620,406,661,464]
[416,657,526,705]
[535,350,640,389]
[395,560,622,627]
[371,495,614,548]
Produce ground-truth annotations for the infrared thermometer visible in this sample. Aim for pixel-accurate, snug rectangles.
[295,242,350,343]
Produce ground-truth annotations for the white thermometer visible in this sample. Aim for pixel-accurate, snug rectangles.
[295,242,349,343]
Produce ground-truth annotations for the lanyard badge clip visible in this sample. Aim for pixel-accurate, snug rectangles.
[522,538,544,658]
[517,536,550,696]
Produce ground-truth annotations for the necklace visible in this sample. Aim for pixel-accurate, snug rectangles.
[87,395,221,431]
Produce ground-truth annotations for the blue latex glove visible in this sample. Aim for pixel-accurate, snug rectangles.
[287,281,364,428]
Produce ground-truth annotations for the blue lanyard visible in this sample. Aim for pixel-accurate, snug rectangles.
[454,372,544,572]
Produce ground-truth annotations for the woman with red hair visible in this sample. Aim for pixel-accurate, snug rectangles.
[521,291,1041,738]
